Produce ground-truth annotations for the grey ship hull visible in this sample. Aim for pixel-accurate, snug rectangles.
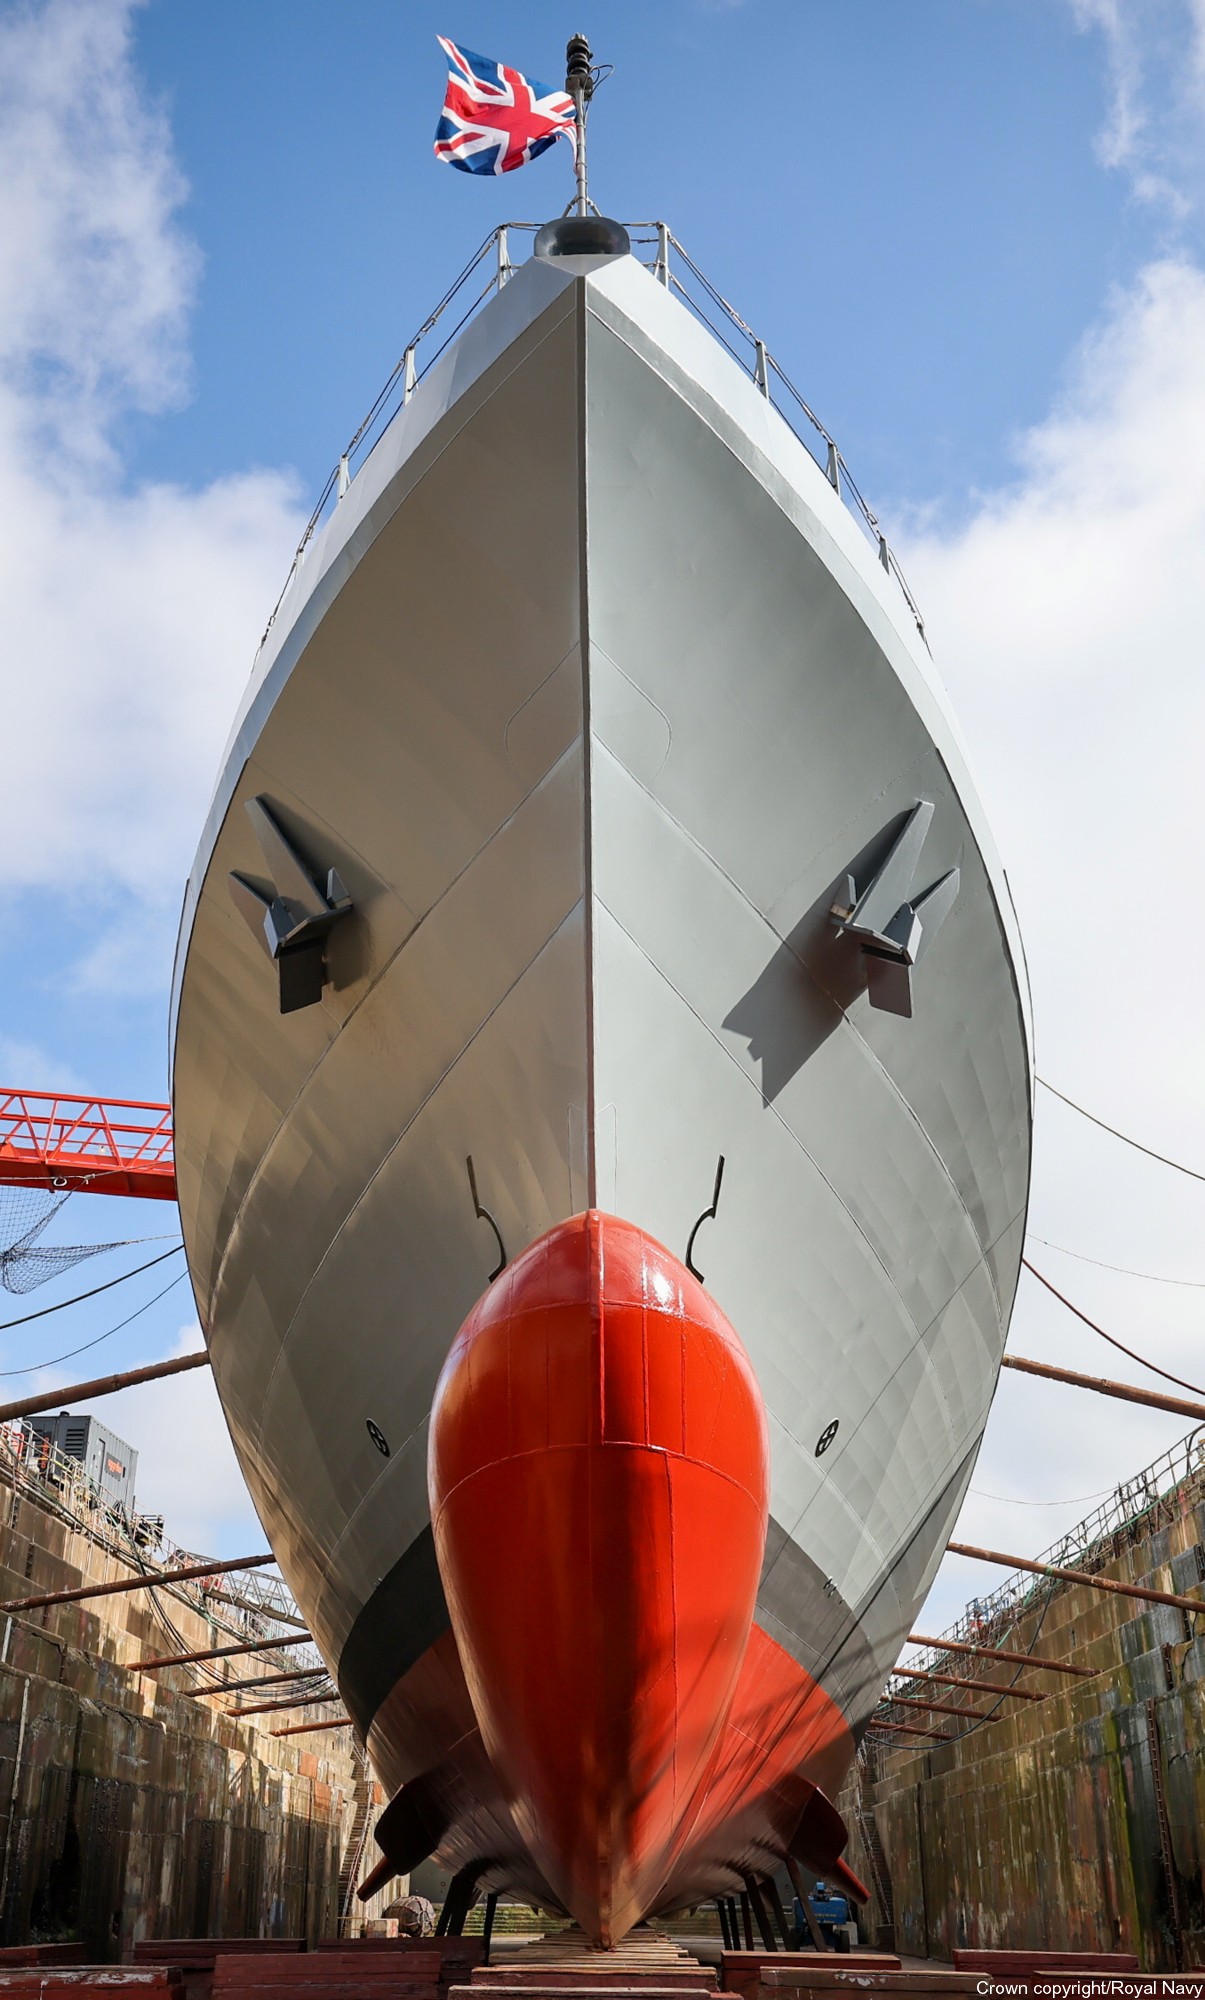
[171,240,1032,1916]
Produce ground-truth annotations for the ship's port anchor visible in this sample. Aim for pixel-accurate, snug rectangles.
[229,796,353,1014]
[830,799,959,1019]
[685,1153,725,1280]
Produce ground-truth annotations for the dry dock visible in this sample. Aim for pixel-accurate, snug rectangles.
[3,1404,1205,1973]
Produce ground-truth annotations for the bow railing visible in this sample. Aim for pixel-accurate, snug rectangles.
[261,221,927,649]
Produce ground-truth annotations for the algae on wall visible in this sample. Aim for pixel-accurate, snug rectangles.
[862,1486,1205,1970]
[0,1459,383,1960]
[0,1649,350,1956]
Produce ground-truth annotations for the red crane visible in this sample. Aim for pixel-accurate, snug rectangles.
[0,1089,175,1202]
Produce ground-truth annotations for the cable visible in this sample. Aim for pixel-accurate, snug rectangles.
[0,1271,188,1375]
[1028,1235,1205,1287]
[1021,1259,1205,1397]
[970,1485,1115,1507]
[0,1245,184,1332]
[1037,1076,1205,1183]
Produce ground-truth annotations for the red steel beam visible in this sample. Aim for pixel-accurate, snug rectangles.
[907,1633,1094,1676]
[0,1550,275,1615]
[0,1351,208,1425]
[0,1089,175,1202]
[948,1541,1205,1616]
[133,1629,314,1672]
[1003,1352,1205,1423]
[891,1664,1045,1701]
[880,1693,993,1721]
[270,1716,352,1737]
[869,1719,953,1741]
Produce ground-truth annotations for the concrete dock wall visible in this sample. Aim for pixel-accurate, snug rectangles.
[842,1474,1205,1971]
[0,1443,389,1958]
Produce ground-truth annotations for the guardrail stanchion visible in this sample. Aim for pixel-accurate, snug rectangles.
[656,222,670,287]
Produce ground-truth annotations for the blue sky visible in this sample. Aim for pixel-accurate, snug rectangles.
[128,1,1142,506]
[1,0,1204,1641]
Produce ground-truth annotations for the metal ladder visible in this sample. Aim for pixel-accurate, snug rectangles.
[855,1801,896,1949]
[337,1752,375,1933]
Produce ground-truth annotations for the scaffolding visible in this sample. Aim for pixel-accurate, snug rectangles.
[896,1420,1205,1699]
[0,1416,324,1681]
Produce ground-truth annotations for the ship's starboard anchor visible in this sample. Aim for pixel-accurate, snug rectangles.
[830,800,959,1019]
[228,796,353,1015]
[686,1154,725,1282]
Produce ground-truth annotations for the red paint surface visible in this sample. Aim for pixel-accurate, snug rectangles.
[428,1211,770,1942]
[362,1619,858,1922]
[656,1621,855,1909]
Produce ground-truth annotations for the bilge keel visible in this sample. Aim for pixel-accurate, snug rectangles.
[171,219,1032,1942]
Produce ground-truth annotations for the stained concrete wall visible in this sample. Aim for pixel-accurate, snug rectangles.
[844,1477,1205,1971]
[0,1448,392,1958]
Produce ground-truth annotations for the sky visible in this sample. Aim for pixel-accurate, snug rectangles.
[0,0,1203,1655]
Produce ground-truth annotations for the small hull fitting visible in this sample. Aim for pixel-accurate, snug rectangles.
[429,1212,769,1943]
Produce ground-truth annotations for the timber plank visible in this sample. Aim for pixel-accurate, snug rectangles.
[0,1954,89,1970]
[132,1946,306,1966]
[951,1956,1141,1973]
[724,1959,899,2000]
[473,1975,715,1990]
[0,1974,183,1993]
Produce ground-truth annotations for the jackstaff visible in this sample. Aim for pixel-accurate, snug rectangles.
[565,32,595,215]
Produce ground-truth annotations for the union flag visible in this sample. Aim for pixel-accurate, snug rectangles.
[434,38,577,176]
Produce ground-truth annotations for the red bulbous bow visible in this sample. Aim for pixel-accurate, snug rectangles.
[428,1209,770,1943]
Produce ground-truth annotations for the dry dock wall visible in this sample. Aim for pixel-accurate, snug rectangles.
[840,1471,1205,1971]
[0,1445,390,1959]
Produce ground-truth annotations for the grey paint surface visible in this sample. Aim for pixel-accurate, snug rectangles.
[172,245,1032,1886]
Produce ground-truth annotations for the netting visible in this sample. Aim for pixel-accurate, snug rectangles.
[0,1186,134,1296]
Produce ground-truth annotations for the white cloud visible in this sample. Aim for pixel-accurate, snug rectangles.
[0,0,305,976]
[903,253,1205,1634]
[1072,0,1160,179]
[0,0,195,454]
[0,455,302,914]
[1069,0,1205,211]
